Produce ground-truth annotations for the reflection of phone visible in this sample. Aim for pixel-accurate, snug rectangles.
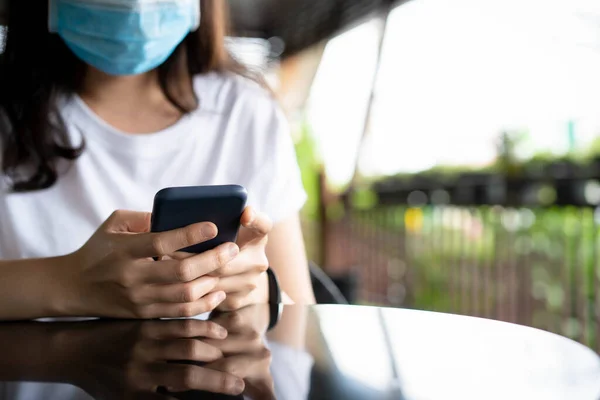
[151,185,248,254]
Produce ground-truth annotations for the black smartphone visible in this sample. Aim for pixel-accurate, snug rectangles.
[151,185,248,254]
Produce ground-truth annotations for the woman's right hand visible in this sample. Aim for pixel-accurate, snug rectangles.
[59,210,240,319]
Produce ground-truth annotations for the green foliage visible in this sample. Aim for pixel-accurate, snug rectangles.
[584,136,600,161]
[351,187,378,210]
[294,121,321,221]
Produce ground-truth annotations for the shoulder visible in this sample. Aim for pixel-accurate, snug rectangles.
[192,72,290,158]
[192,72,278,116]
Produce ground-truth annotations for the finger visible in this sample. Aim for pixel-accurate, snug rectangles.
[211,247,268,278]
[245,377,276,400]
[140,320,227,341]
[144,363,245,396]
[240,208,273,235]
[140,291,227,319]
[135,277,220,304]
[209,305,270,334]
[203,330,264,355]
[105,210,152,233]
[139,339,223,363]
[134,244,239,284]
[213,272,263,294]
[127,222,219,258]
[167,251,195,261]
[205,348,271,378]
[216,291,259,313]
[237,209,272,247]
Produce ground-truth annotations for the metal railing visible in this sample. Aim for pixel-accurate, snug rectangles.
[312,176,600,351]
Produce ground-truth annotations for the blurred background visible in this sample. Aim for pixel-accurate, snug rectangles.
[0,0,592,349]
[229,0,600,351]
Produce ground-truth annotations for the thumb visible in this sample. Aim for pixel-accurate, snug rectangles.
[104,210,152,233]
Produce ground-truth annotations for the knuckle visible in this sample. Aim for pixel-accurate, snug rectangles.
[151,236,166,256]
[183,227,200,247]
[215,251,228,268]
[181,284,197,303]
[182,340,200,359]
[178,303,196,318]
[126,288,145,305]
[116,268,135,288]
[175,260,194,282]
[180,320,196,337]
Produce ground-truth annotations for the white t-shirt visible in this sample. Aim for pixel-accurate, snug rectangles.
[0,72,306,260]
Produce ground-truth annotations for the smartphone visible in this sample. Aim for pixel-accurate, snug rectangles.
[151,185,248,254]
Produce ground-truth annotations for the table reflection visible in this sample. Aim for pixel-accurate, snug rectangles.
[0,305,313,400]
[0,305,599,400]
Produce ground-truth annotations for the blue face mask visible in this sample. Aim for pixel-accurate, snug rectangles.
[48,0,201,76]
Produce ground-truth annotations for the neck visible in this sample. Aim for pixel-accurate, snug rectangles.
[80,67,166,109]
[77,67,185,134]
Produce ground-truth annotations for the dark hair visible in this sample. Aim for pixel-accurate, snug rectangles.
[0,0,249,192]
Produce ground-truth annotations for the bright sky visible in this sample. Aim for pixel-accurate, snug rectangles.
[307,0,600,186]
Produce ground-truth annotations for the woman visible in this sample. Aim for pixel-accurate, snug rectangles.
[0,0,315,320]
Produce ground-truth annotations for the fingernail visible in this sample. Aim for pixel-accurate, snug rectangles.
[232,378,245,394]
[228,243,239,258]
[202,224,217,238]
[215,291,226,304]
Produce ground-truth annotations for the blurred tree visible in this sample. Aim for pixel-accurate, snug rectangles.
[294,120,321,220]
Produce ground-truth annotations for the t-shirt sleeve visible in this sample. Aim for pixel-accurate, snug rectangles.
[245,104,307,224]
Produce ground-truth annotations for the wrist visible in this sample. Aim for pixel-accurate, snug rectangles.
[46,253,83,318]
[258,271,270,304]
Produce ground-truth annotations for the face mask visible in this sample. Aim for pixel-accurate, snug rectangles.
[48,0,201,76]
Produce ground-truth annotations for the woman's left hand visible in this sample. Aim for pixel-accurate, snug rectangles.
[168,207,273,312]
[211,207,272,311]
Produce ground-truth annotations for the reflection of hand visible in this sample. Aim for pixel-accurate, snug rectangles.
[0,307,276,399]
[167,306,275,399]
[203,306,276,400]
[54,320,247,398]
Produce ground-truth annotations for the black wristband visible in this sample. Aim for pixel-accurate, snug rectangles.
[266,267,282,305]
[266,267,282,331]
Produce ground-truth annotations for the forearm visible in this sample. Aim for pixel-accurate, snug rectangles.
[0,256,71,320]
[266,216,316,305]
